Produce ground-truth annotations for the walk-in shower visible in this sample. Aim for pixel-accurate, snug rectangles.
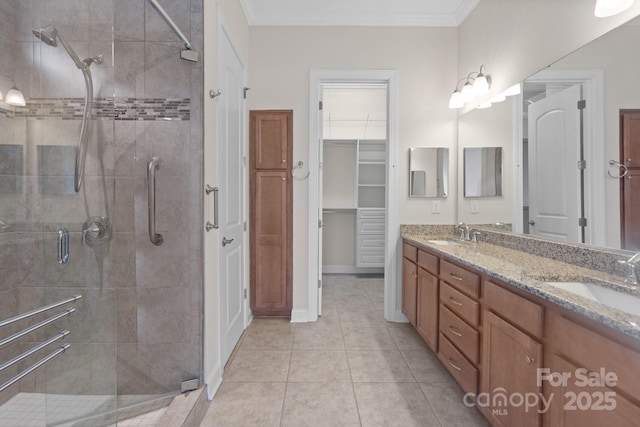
[0,0,204,425]
[33,25,103,194]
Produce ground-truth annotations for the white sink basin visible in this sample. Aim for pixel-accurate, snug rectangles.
[428,239,462,246]
[545,281,640,317]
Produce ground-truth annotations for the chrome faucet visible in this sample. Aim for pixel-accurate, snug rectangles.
[457,223,471,241]
[618,253,640,286]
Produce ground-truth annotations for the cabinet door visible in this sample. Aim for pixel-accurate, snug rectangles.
[402,257,417,326]
[252,170,290,315]
[481,311,543,427]
[545,353,640,427]
[416,267,438,351]
[251,111,291,170]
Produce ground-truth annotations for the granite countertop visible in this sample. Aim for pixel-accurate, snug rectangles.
[401,231,640,342]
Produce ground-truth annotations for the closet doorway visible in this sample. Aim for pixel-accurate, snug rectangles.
[308,70,399,324]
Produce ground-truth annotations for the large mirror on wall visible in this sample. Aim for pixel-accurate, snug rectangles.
[457,16,640,251]
[409,147,449,198]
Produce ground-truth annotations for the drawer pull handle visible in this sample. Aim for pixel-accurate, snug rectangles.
[450,274,464,281]
[447,357,462,371]
[449,297,463,307]
[525,355,535,364]
[448,325,463,337]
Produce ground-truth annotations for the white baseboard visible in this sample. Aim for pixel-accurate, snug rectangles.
[322,265,384,274]
[205,361,223,400]
[290,309,309,323]
[391,309,409,324]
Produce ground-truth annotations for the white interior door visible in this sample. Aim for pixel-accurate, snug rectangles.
[527,84,581,242]
[219,26,246,366]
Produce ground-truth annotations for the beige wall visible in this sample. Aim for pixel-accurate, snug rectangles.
[457,0,640,109]
[248,26,458,310]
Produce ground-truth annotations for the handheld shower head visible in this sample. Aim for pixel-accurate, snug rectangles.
[32,26,58,47]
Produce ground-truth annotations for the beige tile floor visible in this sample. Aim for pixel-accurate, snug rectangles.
[200,275,489,427]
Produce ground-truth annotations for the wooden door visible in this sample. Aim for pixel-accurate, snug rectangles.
[402,257,417,326]
[481,311,543,427]
[416,267,438,352]
[620,110,640,250]
[250,110,293,316]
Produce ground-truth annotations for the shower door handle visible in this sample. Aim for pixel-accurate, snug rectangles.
[148,157,164,246]
[57,227,69,265]
[205,185,219,230]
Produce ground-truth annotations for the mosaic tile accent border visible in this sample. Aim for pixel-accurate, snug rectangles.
[4,97,190,121]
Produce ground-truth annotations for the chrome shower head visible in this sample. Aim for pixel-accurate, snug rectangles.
[32,26,58,47]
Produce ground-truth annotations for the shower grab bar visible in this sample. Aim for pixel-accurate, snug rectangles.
[0,309,76,348]
[0,330,69,373]
[0,344,70,393]
[148,157,164,246]
[0,295,81,329]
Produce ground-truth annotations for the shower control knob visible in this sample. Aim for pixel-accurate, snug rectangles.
[82,216,113,247]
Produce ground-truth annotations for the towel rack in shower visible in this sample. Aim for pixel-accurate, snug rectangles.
[0,295,80,393]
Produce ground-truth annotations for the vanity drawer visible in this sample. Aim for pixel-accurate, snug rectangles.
[440,305,480,364]
[438,333,478,395]
[440,282,480,327]
[403,241,418,262]
[484,280,543,338]
[418,250,438,275]
[441,260,480,298]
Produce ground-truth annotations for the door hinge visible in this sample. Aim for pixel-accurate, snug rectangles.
[243,87,251,99]
[577,100,586,110]
[318,279,322,289]
[577,160,586,169]
[319,101,323,110]
[243,156,247,167]
[578,217,587,227]
[244,221,247,232]
[318,219,323,229]
[244,288,247,299]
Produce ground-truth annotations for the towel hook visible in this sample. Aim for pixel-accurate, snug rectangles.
[608,160,628,179]
[291,160,310,180]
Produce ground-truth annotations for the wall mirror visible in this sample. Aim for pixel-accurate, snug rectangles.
[409,147,448,198]
[463,147,502,198]
[457,16,640,251]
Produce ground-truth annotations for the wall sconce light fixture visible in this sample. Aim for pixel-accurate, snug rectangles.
[594,0,634,17]
[0,76,26,107]
[448,65,491,109]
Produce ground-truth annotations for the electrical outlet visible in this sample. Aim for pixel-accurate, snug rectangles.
[432,201,441,214]
[471,200,479,214]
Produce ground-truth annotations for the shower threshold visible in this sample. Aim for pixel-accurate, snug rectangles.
[0,391,177,427]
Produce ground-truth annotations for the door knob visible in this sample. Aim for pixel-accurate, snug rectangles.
[206,221,216,232]
[528,220,536,226]
[222,237,234,247]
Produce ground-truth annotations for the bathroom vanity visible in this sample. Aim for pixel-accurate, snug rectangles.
[401,228,640,426]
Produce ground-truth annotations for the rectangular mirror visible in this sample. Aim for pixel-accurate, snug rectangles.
[409,147,448,198]
[464,147,503,198]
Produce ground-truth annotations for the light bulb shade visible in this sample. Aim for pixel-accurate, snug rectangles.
[473,74,490,96]
[448,90,464,109]
[490,93,506,103]
[5,87,25,106]
[595,0,634,17]
[460,82,475,103]
[503,83,521,96]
